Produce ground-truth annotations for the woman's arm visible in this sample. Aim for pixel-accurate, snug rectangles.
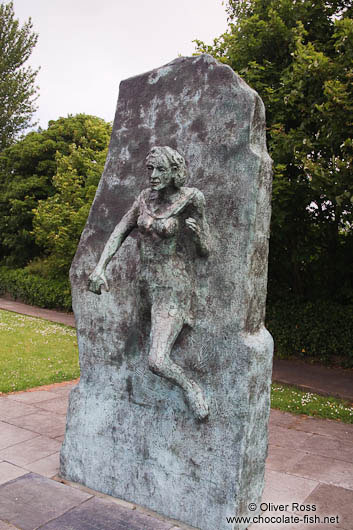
[88,198,139,294]
[185,190,211,257]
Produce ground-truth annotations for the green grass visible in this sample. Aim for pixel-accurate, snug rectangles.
[271,383,353,423]
[0,309,79,393]
[1,309,352,424]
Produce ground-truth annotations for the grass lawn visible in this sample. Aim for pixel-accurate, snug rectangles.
[271,383,353,423]
[1,309,352,423]
[0,309,79,393]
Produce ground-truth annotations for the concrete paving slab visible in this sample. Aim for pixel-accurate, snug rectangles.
[303,483,353,530]
[38,496,175,530]
[35,397,69,416]
[287,453,353,490]
[268,424,314,450]
[6,390,59,404]
[266,445,308,473]
[24,452,60,478]
[268,409,300,428]
[0,435,61,467]
[49,384,77,397]
[5,410,66,438]
[262,469,319,506]
[0,398,38,421]
[0,421,38,451]
[18,381,79,397]
[294,415,353,442]
[0,462,28,485]
[301,433,353,463]
[0,473,92,530]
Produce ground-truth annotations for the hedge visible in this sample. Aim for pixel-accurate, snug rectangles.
[0,266,72,311]
[0,265,352,367]
[266,300,353,367]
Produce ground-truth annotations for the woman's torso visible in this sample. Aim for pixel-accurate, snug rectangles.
[136,187,196,284]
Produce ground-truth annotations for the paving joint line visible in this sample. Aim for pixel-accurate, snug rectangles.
[34,494,94,530]
[0,418,61,440]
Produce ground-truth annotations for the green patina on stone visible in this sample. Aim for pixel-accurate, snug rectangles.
[60,54,273,530]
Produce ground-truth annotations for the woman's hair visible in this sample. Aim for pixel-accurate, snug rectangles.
[147,146,187,188]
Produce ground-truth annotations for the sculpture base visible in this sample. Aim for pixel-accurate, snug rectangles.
[60,329,272,530]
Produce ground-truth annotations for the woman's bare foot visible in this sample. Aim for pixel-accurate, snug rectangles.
[186,382,209,420]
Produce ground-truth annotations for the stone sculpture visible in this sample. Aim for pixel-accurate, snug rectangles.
[60,54,273,530]
[88,145,211,420]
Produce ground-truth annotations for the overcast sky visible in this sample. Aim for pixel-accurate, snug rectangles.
[11,0,228,129]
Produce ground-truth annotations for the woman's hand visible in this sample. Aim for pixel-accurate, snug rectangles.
[185,217,200,237]
[186,216,210,257]
[88,268,109,295]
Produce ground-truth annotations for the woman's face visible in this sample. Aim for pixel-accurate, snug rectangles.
[146,154,175,191]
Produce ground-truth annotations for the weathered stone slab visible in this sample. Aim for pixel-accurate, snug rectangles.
[39,496,174,530]
[0,473,91,530]
[60,54,273,530]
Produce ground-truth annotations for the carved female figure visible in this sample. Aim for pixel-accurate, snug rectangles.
[88,146,210,420]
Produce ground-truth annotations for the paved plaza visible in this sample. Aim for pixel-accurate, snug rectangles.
[0,381,352,529]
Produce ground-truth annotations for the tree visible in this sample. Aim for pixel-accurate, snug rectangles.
[195,0,353,301]
[0,114,111,267]
[32,119,111,275]
[0,1,39,151]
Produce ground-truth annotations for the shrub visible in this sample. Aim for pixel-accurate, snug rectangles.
[266,299,353,367]
[0,266,71,311]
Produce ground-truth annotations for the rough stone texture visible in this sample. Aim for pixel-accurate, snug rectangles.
[60,54,273,530]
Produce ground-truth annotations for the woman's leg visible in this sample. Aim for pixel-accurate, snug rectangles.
[148,312,209,420]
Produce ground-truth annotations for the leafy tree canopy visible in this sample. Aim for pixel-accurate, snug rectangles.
[0,1,39,151]
[195,0,353,301]
[0,114,111,268]
[32,123,111,275]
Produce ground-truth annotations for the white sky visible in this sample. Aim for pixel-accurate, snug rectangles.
[11,0,228,128]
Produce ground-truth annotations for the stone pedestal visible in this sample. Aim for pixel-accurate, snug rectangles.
[60,54,273,530]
